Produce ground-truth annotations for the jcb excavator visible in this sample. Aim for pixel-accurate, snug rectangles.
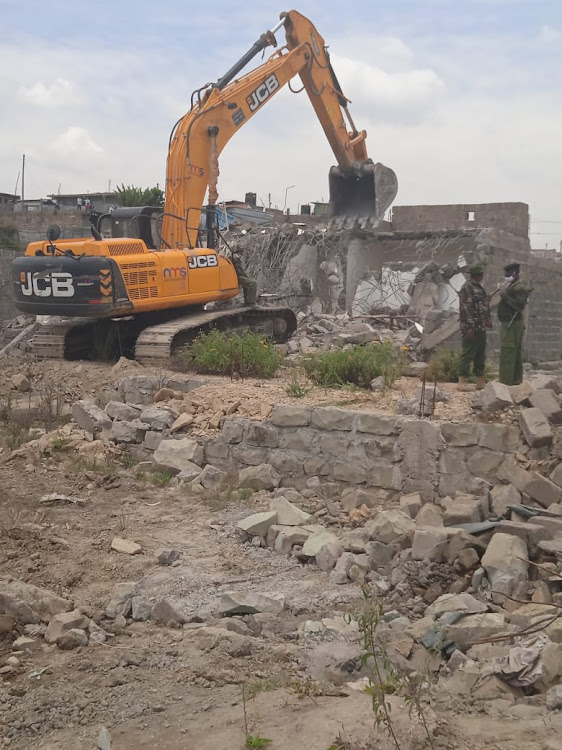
[12,10,398,363]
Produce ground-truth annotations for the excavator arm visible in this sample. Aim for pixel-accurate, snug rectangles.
[161,10,397,249]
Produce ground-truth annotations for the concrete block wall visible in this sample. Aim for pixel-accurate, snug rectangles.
[204,405,523,500]
[0,248,20,319]
[391,203,529,238]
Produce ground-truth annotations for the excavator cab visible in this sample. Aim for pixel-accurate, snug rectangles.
[329,161,398,223]
[96,207,163,248]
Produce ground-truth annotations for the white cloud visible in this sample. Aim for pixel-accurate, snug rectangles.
[17,77,75,107]
[540,24,562,43]
[333,55,445,122]
[50,127,103,158]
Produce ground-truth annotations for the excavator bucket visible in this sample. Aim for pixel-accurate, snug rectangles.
[329,161,398,222]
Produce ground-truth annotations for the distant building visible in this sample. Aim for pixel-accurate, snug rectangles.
[0,192,19,206]
[48,192,117,213]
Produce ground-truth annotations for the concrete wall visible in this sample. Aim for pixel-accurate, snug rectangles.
[391,202,529,239]
[0,207,91,243]
[203,405,523,501]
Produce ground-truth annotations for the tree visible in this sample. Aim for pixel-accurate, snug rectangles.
[115,184,164,207]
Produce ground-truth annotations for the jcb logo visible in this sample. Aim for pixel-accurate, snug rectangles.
[20,271,74,298]
[246,74,279,112]
[188,255,218,269]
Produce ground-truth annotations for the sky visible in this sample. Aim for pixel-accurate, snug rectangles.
[1,0,562,249]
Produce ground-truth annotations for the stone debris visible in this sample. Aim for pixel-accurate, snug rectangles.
[154,548,182,566]
[239,463,281,491]
[219,592,286,616]
[110,537,142,555]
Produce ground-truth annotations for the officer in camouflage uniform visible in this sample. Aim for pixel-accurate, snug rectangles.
[457,263,492,391]
[230,250,258,306]
[497,261,530,386]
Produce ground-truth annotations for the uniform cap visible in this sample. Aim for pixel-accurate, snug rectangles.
[504,261,520,273]
[468,263,484,277]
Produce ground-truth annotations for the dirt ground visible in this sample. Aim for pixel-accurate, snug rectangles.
[1,358,560,749]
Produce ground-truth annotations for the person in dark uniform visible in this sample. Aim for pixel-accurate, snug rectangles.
[497,261,530,386]
[230,250,258,306]
[457,263,492,391]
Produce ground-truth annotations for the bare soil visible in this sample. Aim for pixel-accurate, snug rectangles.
[1,358,560,749]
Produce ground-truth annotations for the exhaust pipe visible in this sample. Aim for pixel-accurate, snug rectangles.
[329,160,398,221]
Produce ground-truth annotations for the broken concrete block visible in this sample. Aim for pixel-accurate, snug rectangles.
[399,493,423,518]
[546,684,562,711]
[311,406,354,431]
[140,407,178,431]
[151,599,186,625]
[426,593,487,617]
[219,592,285,616]
[365,509,414,545]
[175,463,203,482]
[415,504,443,527]
[442,496,482,526]
[131,596,152,622]
[523,472,562,508]
[527,515,562,539]
[57,628,88,650]
[111,537,142,555]
[269,496,311,526]
[315,540,344,571]
[530,389,562,424]
[479,382,513,412]
[477,423,520,453]
[72,401,112,435]
[411,527,453,562]
[193,464,226,489]
[237,511,278,537]
[490,484,521,517]
[270,405,311,427]
[365,540,395,568]
[273,527,310,555]
[441,422,479,447]
[109,420,146,444]
[0,580,72,623]
[528,373,560,393]
[239,464,281,491]
[509,381,535,405]
[153,438,204,473]
[105,583,138,619]
[466,449,504,478]
[446,613,509,649]
[550,462,562,488]
[170,413,194,433]
[481,533,528,597]
[45,610,89,644]
[301,529,338,558]
[519,408,553,448]
[155,548,181,566]
[12,373,30,392]
[105,401,142,422]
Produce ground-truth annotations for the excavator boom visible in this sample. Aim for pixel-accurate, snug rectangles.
[162,10,397,248]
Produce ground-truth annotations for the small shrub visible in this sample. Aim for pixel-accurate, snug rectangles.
[424,348,460,383]
[245,735,272,749]
[52,437,71,452]
[301,342,404,389]
[152,471,173,487]
[183,329,283,379]
[285,373,310,398]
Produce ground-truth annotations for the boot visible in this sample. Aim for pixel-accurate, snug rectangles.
[475,376,486,391]
[457,376,473,392]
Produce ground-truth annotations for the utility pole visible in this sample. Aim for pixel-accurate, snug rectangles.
[21,154,25,205]
[268,193,271,209]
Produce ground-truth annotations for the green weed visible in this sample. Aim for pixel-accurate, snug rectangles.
[301,342,404,389]
[52,437,71,452]
[285,373,310,398]
[183,329,283,379]
[424,348,460,383]
[152,471,173,487]
[245,735,272,749]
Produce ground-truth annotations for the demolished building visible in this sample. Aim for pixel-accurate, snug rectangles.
[234,202,562,366]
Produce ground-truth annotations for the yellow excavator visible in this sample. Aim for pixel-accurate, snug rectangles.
[12,10,397,363]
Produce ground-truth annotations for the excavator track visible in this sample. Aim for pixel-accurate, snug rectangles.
[134,307,296,365]
[29,307,297,364]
